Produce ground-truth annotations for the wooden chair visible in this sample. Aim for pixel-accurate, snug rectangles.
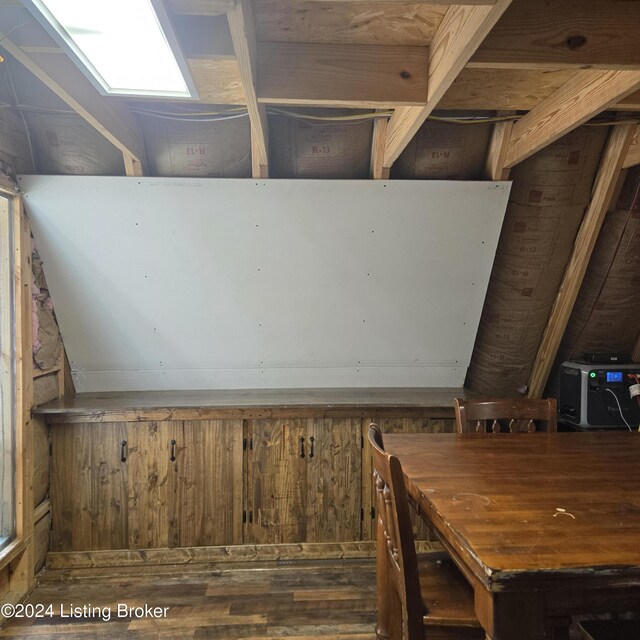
[368,424,482,640]
[454,397,558,434]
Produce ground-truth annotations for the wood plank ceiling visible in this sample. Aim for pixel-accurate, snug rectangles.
[1,0,640,397]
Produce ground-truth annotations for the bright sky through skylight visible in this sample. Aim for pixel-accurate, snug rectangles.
[38,0,190,96]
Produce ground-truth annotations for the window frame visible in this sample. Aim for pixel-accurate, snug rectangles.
[0,181,30,570]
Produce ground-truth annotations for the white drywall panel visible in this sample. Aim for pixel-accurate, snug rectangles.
[20,176,510,391]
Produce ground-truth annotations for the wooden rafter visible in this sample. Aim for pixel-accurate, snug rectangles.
[484,111,515,180]
[622,125,640,169]
[505,70,640,168]
[381,0,512,170]
[527,123,637,399]
[370,114,390,180]
[633,332,640,363]
[228,0,268,178]
[0,39,146,176]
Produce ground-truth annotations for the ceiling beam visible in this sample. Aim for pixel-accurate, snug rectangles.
[622,126,640,169]
[527,123,636,399]
[472,0,640,70]
[228,0,268,178]
[505,70,640,168]
[0,38,146,175]
[381,0,512,169]
[258,43,428,109]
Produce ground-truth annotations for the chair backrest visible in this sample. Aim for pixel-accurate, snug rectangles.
[454,397,558,433]
[368,423,423,640]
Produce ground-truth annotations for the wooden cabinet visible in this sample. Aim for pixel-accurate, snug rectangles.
[245,418,361,544]
[42,389,468,556]
[51,420,243,552]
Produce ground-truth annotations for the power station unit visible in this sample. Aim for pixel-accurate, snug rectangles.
[558,361,640,429]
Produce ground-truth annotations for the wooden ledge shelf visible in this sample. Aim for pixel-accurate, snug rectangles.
[33,387,475,423]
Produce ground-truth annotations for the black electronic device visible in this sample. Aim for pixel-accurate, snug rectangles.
[582,353,631,364]
[558,361,640,429]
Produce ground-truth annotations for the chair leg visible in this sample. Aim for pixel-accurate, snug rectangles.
[376,515,391,640]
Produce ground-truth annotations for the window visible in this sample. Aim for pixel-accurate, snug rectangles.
[0,191,15,550]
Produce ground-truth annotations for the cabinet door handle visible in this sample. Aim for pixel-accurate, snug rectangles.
[309,436,315,459]
[170,439,176,462]
[299,436,305,458]
[120,440,127,463]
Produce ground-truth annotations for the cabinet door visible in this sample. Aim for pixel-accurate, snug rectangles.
[127,420,244,549]
[245,418,362,544]
[245,419,307,544]
[51,422,128,551]
[126,421,175,549]
[172,420,243,547]
[362,417,456,541]
[304,418,361,543]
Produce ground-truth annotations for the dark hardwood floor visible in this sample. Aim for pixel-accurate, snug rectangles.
[0,559,377,638]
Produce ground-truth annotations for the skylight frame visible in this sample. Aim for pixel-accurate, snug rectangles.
[22,0,199,99]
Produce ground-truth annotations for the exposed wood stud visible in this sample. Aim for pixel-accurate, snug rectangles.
[123,155,144,178]
[484,111,515,180]
[505,70,640,168]
[228,0,268,178]
[622,125,640,169]
[370,115,390,180]
[527,123,637,399]
[382,0,513,169]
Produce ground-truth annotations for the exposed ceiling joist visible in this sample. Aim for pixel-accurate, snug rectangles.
[527,123,636,399]
[381,0,512,169]
[257,43,428,108]
[472,0,640,70]
[505,70,640,168]
[622,126,640,169]
[0,38,146,176]
[484,111,515,181]
[228,0,269,177]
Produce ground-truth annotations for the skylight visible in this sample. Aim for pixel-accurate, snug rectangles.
[24,0,197,98]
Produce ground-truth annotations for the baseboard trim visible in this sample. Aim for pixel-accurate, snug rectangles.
[46,540,441,570]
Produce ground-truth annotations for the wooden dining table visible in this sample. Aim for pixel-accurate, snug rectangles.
[383,432,640,640]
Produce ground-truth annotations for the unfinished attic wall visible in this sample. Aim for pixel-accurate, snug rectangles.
[268,112,373,178]
[140,113,251,177]
[31,230,70,574]
[0,60,34,177]
[554,167,640,372]
[392,113,492,179]
[465,126,610,397]
[3,58,125,176]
